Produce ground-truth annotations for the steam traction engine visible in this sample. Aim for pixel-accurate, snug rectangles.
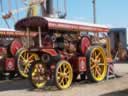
[15,16,111,89]
[0,29,37,79]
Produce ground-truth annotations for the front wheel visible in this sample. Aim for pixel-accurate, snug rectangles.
[55,60,73,90]
[29,61,47,88]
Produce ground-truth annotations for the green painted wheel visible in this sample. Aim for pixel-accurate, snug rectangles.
[86,46,107,82]
[16,49,39,78]
[55,60,73,90]
[29,61,47,88]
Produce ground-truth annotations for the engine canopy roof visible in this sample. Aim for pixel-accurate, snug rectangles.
[15,16,109,32]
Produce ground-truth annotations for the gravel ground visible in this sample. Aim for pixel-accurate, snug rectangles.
[0,64,128,96]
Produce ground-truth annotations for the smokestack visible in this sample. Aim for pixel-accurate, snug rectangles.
[46,0,54,16]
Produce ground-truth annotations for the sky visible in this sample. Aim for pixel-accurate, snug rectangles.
[0,0,128,29]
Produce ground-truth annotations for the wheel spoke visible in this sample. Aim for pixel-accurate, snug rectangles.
[23,52,27,59]
[98,63,104,66]
[58,72,63,77]
[57,76,61,80]
[23,65,29,73]
[62,64,66,72]
[93,67,97,77]
[59,67,63,73]
[26,53,29,59]
[65,74,70,79]
[64,77,68,83]
[91,63,97,70]
[29,59,34,63]
[96,52,101,59]
[93,64,102,77]
[66,76,69,80]
[20,55,26,61]
[64,66,68,73]
[92,52,95,59]
[29,54,35,60]
[66,70,70,76]
[60,77,64,84]
[90,58,95,63]
[94,51,97,58]
[97,66,102,73]
[95,67,102,77]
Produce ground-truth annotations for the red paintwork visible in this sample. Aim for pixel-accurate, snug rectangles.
[10,39,23,56]
[71,57,86,73]
[81,36,91,55]
[0,47,7,55]
[41,49,58,56]
[78,57,86,72]
[5,58,15,71]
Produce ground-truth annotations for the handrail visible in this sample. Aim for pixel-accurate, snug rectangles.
[0,30,38,37]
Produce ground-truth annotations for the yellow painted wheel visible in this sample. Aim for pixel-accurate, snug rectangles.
[29,61,47,88]
[17,49,39,78]
[86,46,107,82]
[55,60,73,90]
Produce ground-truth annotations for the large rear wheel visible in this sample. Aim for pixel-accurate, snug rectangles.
[86,46,107,82]
[55,60,73,90]
[16,49,39,78]
[29,61,47,88]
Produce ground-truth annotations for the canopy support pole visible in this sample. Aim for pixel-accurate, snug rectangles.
[26,27,30,48]
[38,26,42,48]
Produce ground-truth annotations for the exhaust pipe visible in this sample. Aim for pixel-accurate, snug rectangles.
[46,0,54,17]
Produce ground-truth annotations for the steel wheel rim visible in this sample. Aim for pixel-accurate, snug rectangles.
[31,63,47,88]
[56,61,73,89]
[17,50,39,78]
[90,47,107,81]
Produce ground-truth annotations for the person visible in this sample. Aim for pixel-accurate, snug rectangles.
[42,33,53,48]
